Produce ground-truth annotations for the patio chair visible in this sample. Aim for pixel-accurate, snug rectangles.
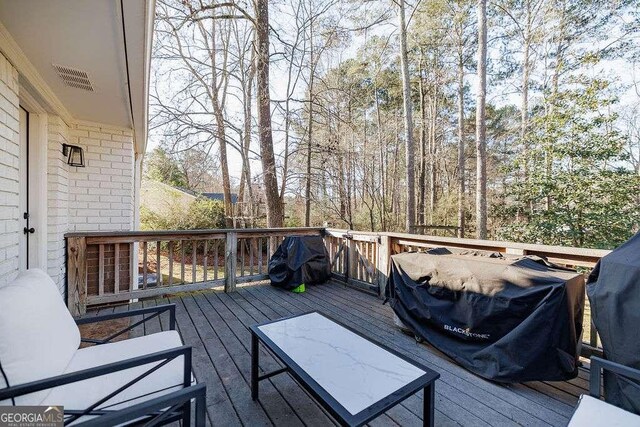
[0,269,206,426]
[568,357,640,426]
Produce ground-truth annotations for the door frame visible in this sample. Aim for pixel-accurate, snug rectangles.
[19,87,48,271]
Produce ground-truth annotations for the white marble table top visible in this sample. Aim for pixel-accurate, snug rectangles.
[257,312,427,415]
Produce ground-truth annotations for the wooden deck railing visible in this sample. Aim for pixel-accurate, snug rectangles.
[66,226,609,355]
[325,228,610,356]
[65,228,323,315]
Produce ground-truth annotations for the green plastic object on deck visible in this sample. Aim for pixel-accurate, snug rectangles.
[291,283,306,293]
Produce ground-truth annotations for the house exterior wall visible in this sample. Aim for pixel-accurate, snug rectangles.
[45,121,135,295]
[0,51,137,293]
[0,52,20,287]
[68,123,134,232]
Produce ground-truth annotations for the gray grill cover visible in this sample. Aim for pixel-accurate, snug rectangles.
[386,250,585,382]
[587,232,640,414]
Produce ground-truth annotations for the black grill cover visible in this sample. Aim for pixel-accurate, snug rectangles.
[587,232,640,414]
[268,235,331,290]
[385,250,585,382]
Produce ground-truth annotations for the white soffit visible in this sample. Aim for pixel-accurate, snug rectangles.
[0,0,153,152]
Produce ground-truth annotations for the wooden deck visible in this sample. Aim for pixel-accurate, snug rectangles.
[93,282,588,426]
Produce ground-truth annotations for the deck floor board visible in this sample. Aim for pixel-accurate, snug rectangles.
[96,281,587,426]
[259,285,541,426]
[316,282,577,423]
[282,283,566,426]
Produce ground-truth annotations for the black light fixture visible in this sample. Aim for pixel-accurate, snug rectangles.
[62,143,85,167]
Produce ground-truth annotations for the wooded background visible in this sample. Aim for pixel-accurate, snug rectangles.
[148,0,640,249]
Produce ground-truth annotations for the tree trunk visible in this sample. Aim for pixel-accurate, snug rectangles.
[210,19,233,227]
[242,49,256,221]
[457,29,466,238]
[304,87,313,226]
[521,3,531,182]
[398,0,415,232]
[475,0,488,239]
[418,54,427,226]
[392,112,402,228]
[304,22,315,227]
[375,87,388,230]
[255,0,283,227]
[546,3,568,212]
[429,90,438,222]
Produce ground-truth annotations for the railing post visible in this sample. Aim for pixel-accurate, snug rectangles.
[377,235,391,298]
[225,231,238,292]
[347,236,357,283]
[67,236,87,316]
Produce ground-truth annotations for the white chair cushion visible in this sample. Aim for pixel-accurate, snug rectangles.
[41,330,190,420]
[569,395,640,426]
[0,269,80,405]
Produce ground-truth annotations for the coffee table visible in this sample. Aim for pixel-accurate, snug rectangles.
[250,311,439,426]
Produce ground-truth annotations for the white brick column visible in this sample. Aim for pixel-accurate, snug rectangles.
[47,115,70,293]
[0,52,20,286]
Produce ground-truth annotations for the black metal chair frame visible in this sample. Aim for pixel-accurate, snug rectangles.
[590,356,640,399]
[0,304,206,426]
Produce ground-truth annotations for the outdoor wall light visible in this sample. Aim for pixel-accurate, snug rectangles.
[62,143,85,167]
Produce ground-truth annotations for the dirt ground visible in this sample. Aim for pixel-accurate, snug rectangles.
[78,316,131,348]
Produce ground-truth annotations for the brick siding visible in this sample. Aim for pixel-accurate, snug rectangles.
[0,51,137,295]
[0,53,20,286]
[68,123,134,232]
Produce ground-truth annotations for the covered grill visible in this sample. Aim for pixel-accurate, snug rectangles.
[587,232,640,414]
[385,249,585,383]
[268,235,331,291]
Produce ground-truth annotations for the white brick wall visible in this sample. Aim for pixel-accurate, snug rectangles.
[47,115,70,292]
[68,123,134,231]
[42,121,135,295]
[0,55,136,294]
[0,53,20,286]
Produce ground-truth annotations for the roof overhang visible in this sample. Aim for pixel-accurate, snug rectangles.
[0,0,155,155]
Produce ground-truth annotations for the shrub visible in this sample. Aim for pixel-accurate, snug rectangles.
[141,197,226,231]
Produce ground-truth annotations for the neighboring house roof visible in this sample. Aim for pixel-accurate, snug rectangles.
[175,187,238,204]
[142,181,238,212]
[201,193,239,204]
[0,0,155,154]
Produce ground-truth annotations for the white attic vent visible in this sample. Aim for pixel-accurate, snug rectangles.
[53,64,94,91]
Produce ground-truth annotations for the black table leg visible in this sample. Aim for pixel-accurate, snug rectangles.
[423,383,435,427]
[251,332,259,400]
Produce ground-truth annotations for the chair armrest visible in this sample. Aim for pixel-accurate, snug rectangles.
[0,345,192,403]
[590,356,640,398]
[75,304,176,344]
[75,303,176,328]
[75,383,206,427]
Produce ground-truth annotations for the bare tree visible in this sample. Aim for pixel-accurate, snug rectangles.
[148,0,638,244]
[450,0,474,238]
[255,0,284,227]
[305,19,316,226]
[476,0,488,239]
[455,12,466,238]
[232,18,256,220]
[152,1,236,223]
[204,16,233,226]
[398,0,415,232]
